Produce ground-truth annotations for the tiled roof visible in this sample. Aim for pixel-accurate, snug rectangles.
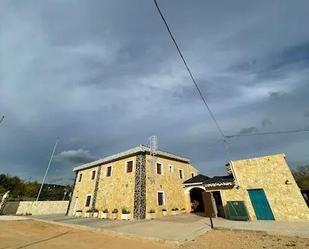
[183,174,234,187]
[203,175,234,187]
[73,145,190,171]
[183,174,210,184]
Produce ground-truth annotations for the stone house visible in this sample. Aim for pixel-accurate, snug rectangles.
[68,147,309,221]
[183,153,309,221]
[67,145,199,219]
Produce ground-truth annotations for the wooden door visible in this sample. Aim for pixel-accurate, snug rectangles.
[202,192,214,217]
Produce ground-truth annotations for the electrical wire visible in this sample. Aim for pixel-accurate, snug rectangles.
[153,0,309,142]
[153,0,226,140]
[225,128,309,138]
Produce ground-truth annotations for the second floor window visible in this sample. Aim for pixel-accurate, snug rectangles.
[126,161,133,173]
[157,163,163,175]
[78,173,82,182]
[91,170,96,180]
[168,165,174,173]
[179,169,184,179]
[106,166,112,177]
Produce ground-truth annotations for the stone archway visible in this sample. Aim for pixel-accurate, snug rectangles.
[184,186,216,217]
[189,187,206,213]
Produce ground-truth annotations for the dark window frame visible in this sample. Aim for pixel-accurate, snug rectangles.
[85,195,92,207]
[91,170,96,180]
[126,161,133,173]
[157,191,165,206]
[106,166,112,177]
[156,163,163,175]
[179,169,183,179]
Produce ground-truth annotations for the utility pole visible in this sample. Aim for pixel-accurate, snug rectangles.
[36,138,59,201]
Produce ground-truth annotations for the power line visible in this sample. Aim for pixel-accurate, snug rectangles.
[225,128,309,138]
[153,0,226,140]
[153,0,309,145]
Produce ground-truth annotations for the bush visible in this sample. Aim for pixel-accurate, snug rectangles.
[121,207,130,214]
[87,208,98,212]
[149,209,155,213]
[112,208,118,213]
[102,208,108,213]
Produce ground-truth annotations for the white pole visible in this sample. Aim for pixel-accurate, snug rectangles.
[36,138,59,201]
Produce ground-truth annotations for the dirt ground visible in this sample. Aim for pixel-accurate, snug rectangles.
[1,220,309,249]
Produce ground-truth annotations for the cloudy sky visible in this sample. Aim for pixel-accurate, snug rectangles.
[1,0,309,184]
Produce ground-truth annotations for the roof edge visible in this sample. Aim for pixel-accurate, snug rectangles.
[73,145,190,172]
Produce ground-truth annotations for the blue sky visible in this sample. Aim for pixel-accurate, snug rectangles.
[0,0,309,184]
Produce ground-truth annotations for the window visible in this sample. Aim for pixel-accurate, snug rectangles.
[179,169,184,179]
[157,191,165,206]
[126,161,133,173]
[78,173,82,182]
[168,165,174,173]
[106,166,112,177]
[156,163,163,175]
[91,170,96,180]
[191,172,195,178]
[85,195,91,207]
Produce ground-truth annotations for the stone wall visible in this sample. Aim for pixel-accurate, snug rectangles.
[3,201,69,215]
[69,152,199,219]
[69,156,137,217]
[221,154,309,221]
[145,155,199,217]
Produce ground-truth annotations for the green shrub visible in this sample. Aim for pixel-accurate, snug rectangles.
[102,208,108,213]
[121,207,130,214]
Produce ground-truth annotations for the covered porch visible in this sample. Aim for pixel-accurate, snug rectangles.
[183,174,235,219]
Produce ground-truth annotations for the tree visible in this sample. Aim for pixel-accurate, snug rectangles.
[293,165,309,189]
[0,174,72,200]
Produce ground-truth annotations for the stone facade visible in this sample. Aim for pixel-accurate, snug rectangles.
[218,154,309,221]
[145,155,198,216]
[68,148,199,219]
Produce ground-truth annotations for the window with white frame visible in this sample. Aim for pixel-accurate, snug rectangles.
[157,191,165,206]
[78,173,82,182]
[126,160,133,173]
[156,163,163,175]
[179,169,184,179]
[168,165,174,173]
[106,166,112,177]
[91,170,96,180]
[85,195,92,207]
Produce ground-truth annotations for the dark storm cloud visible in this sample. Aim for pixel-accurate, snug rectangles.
[269,91,286,98]
[239,127,259,135]
[55,149,97,165]
[1,0,309,183]
[261,119,272,127]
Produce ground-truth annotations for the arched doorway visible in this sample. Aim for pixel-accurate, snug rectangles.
[189,188,205,213]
